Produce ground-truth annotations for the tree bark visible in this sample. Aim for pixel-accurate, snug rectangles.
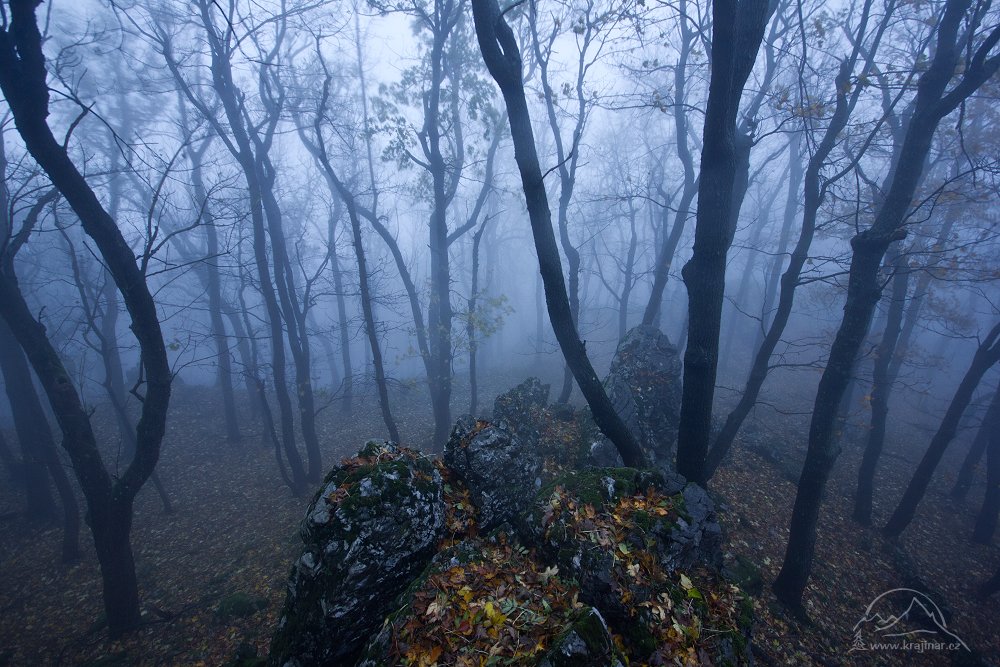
[852,248,908,525]
[676,0,774,484]
[951,385,996,500]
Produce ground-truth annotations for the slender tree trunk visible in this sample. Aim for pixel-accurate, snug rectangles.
[972,383,1000,543]
[302,76,401,443]
[642,3,697,329]
[676,0,773,484]
[853,248,909,524]
[189,140,241,443]
[883,322,1000,537]
[0,317,80,561]
[951,385,997,499]
[328,211,354,414]
[473,0,646,467]
[756,132,803,353]
[468,218,491,415]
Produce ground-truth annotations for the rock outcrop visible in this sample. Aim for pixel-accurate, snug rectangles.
[269,442,446,667]
[602,325,682,469]
[444,416,540,532]
[270,378,752,667]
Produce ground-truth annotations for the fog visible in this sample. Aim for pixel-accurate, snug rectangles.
[1,0,999,663]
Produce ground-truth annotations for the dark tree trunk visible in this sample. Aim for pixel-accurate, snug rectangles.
[1,1,173,634]
[0,316,80,562]
[676,0,773,484]
[882,322,1000,537]
[853,249,909,525]
[473,0,646,468]
[0,430,19,480]
[972,384,1000,543]
[773,0,1000,609]
[0,319,55,521]
[951,385,997,499]
[704,35,881,479]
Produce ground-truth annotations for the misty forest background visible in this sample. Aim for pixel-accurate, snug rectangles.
[1,0,999,663]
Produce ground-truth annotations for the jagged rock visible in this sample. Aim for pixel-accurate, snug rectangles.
[518,468,734,662]
[603,325,682,470]
[445,416,540,531]
[671,482,724,572]
[269,441,445,667]
[538,608,626,667]
[493,377,550,447]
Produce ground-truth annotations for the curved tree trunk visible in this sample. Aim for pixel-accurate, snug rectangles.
[1,1,173,634]
[472,0,646,468]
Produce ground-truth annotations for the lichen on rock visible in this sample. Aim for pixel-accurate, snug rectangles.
[269,441,445,667]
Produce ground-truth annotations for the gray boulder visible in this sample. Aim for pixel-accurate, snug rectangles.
[269,441,445,667]
[493,376,550,448]
[444,416,540,531]
[603,325,682,470]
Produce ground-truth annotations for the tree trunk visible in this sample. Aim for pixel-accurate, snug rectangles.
[473,0,646,468]
[468,218,491,415]
[302,74,401,444]
[972,383,1000,543]
[190,139,241,443]
[773,0,999,609]
[2,2,174,630]
[883,322,1000,537]
[676,0,773,484]
[328,211,354,414]
[0,316,80,561]
[642,0,697,329]
[0,318,55,522]
[951,385,996,499]
[853,248,909,525]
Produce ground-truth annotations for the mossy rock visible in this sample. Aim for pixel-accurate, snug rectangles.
[270,441,446,667]
[216,593,268,621]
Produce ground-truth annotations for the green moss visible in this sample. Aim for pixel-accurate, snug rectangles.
[540,468,642,508]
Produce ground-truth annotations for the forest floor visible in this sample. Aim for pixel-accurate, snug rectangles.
[0,370,997,666]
